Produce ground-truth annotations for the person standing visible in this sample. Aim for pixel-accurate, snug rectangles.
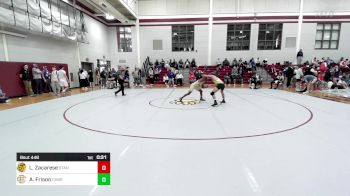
[50,66,60,96]
[285,63,295,88]
[297,49,303,65]
[114,67,126,96]
[42,66,51,93]
[19,64,34,96]
[58,66,69,93]
[88,70,94,88]
[32,64,43,95]
[79,69,89,91]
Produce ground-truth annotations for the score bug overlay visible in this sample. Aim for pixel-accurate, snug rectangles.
[16,153,110,186]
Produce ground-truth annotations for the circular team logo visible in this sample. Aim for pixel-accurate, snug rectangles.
[17,175,26,184]
[170,99,200,106]
[17,162,26,172]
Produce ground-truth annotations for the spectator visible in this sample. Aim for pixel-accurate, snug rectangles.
[50,66,60,96]
[185,59,191,68]
[295,66,304,91]
[216,58,222,66]
[0,84,9,103]
[58,66,69,93]
[256,57,261,67]
[284,63,295,88]
[224,73,231,86]
[340,58,349,68]
[168,70,175,87]
[223,58,230,67]
[231,65,242,85]
[154,66,160,81]
[160,59,165,68]
[301,74,317,94]
[250,58,256,71]
[297,49,303,65]
[190,58,196,68]
[250,72,261,89]
[79,69,89,91]
[148,67,155,87]
[32,64,43,95]
[100,69,107,88]
[332,76,348,89]
[263,58,268,67]
[132,68,141,87]
[176,72,183,86]
[163,74,169,87]
[42,66,51,93]
[19,64,34,96]
[139,68,147,88]
[270,72,284,89]
[178,59,184,69]
[88,70,94,88]
[232,58,238,67]
[95,68,100,86]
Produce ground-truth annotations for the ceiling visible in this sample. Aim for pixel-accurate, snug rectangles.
[74,0,138,25]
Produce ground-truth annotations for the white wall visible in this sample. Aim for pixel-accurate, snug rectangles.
[0,36,5,61]
[303,0,350,12]
[211,23,298,65]
[107,26,138,70]
[78,14,110,66]
[213,0,300,14]
[300,23,350,63]
[1,14,112,87]
[139,25,208,65]
[139,0,209,16]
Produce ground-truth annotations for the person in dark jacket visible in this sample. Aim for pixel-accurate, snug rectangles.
[19,64,34,96]
[114,67,126,96]
[284,63,295,88]
[297,49,303,65]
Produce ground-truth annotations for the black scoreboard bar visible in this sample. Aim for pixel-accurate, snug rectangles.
[17,153,110,161]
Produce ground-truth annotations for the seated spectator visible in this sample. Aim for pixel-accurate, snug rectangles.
[256,57,261,67]
[163,74,169,87]
[178,59,184,69]
[232,58,238,67]
[250,58,256,71]
[250,72,262,89]
[0,85,9,103]
[340,58,349,68]
[231,65,242,84]
[155,59,160,67]
[185,59,190,68]
[238,58,243,65]
[176,72,183,86]
[224,73,231,86]
[132,69,141,87]
[331,76,348,89]
[107,72,116,89]
[223,58,230,67]
[189,72,196,83]
[263,58,268,67]
[270,64,276,74]
[270,72,285,89]
[216,58,222,66]
[191,58,196,68]
[160,59,165,68]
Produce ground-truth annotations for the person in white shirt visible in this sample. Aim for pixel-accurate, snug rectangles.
[216,58,222,66]
[58,66,69,93]
[79,69,89,91]
[295,66,304,91]
[175,72,184,86]
[50,66,60,95]
[163,75,169,87]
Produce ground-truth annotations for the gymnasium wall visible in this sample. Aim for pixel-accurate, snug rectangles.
[139,25,209,65]
[0,62,68,97]
[0,14,111,88]
[107,26,138,70]
[139,0,209,16]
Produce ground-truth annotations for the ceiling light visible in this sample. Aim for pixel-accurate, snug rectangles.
[105,13,115,20]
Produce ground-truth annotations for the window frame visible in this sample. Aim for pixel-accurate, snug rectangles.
[117,26,133,52]
[226,23,251,51]
[257,23,283,50]
[315,23,341,50]
[172,25,195,52]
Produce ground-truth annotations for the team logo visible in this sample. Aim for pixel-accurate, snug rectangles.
[17,163,26,172]
[17,175,26,184]
[170,99,200,105]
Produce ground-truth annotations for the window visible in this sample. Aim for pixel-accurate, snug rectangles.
[258,23,283,50]
[315,23,340,49]
[226,24,251,50]
[118,27,132,52]
[172,26,194,52]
